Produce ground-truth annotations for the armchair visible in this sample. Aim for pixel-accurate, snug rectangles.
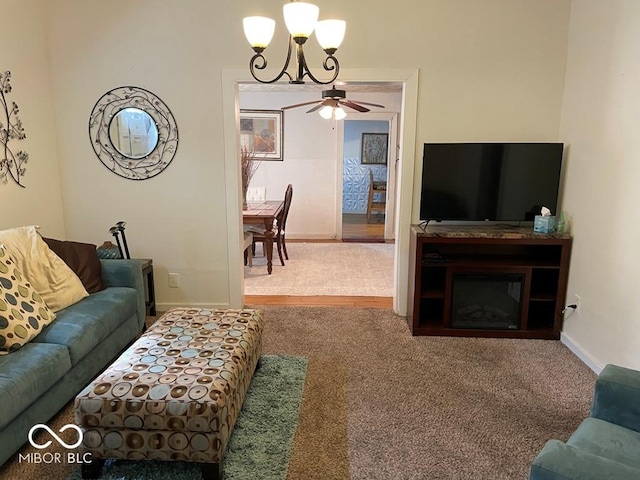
[530,364,640,479]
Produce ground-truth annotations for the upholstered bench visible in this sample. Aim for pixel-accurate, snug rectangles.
[74,307,264,479]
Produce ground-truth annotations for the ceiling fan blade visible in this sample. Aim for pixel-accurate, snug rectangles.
[306,102,327,113]
[307,99,337,113]
[340,100,370,113]
[281,100,320,110]
[350,100,386,108]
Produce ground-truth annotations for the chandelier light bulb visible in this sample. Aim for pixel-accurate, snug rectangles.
[243,16,276,51]
[315,20,346,53]
[283,2,319,39]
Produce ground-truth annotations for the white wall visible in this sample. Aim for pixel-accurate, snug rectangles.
[45,1,231,308]
[239,91,400,238]
[39,0,571,309]
[0,0,65,237]
[559,0,640,371]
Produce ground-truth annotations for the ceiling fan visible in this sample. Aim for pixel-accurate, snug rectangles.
[281,86,385,119]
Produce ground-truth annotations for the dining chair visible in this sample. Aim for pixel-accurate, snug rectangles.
[366,169,386,222]
[253,184,293,266]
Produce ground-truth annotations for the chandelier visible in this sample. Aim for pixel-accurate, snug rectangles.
[242,1,346,85]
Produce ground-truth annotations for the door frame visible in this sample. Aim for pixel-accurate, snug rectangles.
[336,113,399,240]
[222,68,419,316]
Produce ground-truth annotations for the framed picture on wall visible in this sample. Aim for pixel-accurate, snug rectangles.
[239,109,284,160]
[361,132,389,165]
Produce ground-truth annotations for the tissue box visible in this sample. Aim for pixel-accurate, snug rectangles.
[534,215,556,234]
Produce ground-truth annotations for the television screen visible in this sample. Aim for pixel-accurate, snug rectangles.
[420,143,563,222]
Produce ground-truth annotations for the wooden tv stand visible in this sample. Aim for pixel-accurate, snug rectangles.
[408,225,572,339]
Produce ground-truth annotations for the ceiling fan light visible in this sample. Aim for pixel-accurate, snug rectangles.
[318,105,334,119]
[334,106,347,120]
[243,16,276,50]
[315,19,346,53]
[283,2,319,39]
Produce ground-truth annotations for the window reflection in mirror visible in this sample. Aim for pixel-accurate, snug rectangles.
[108,108,159,159]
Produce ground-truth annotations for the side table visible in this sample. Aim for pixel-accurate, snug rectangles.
[99,257,156,317]
[139,259,156,316]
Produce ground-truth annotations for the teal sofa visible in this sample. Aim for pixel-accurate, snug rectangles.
[530,364,640,479]
[0,259,146,467]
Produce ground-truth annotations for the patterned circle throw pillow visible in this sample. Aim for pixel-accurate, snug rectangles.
[0,245,56,355]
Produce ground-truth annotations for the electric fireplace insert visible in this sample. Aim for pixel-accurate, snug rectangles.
[451,273,524,330]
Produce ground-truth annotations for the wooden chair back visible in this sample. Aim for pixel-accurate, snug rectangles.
[278,184,293,233]
[367,170,386,222]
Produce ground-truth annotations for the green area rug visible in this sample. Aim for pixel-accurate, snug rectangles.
[68,355,307,480]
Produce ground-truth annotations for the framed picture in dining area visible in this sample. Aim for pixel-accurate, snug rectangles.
[361,132,389,165]
[240,109,284,161]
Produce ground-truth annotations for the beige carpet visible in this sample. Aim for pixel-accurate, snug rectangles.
[0,307,596,480]
[261,306,596,480]
[244,242,394,296]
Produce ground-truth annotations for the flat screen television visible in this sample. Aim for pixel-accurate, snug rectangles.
[420,142,563,222]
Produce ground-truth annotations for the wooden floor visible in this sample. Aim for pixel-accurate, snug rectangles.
[245,295,393,308]
[342,213,385,241]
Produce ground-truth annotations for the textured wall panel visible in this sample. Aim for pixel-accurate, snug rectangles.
[343,158,387,213]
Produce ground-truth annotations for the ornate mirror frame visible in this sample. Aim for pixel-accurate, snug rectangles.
[89,86,178,180]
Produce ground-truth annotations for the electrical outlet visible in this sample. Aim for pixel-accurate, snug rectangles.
[168,273,180,288]
[574,294,581,312]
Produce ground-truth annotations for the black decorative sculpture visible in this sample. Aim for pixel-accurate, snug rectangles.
[109,221,131,259]
[0,71,28,188]
[115,221,131,259]
[109,226,125,258]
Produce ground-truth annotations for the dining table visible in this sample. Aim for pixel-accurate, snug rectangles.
[242,200,284,274]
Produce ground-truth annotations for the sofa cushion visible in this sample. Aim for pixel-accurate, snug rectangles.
[0,245,56,355]
[567,417,640,470]
[0,342,71,430]
[30,287,138,365]
[0,226,88,312]
[43,237,105,294]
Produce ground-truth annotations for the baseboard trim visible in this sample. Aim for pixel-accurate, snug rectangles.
[560,332,604,374]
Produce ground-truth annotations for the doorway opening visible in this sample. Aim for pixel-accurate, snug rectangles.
[237,86,398,303]
[341,119,392,242]
[223,69,420,314]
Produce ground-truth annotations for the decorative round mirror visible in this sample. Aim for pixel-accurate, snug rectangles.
[89,86,178,180]
[108,108,159,159]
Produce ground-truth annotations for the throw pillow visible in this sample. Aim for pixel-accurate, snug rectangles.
[0,226,88,312]
[0,245,56,355]
[43,237,105,294]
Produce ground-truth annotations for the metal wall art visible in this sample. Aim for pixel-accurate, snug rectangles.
[89,86,178,180]
[0,71,28,188]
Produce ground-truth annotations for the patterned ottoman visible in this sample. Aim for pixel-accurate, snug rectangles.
[74,307,263,480]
